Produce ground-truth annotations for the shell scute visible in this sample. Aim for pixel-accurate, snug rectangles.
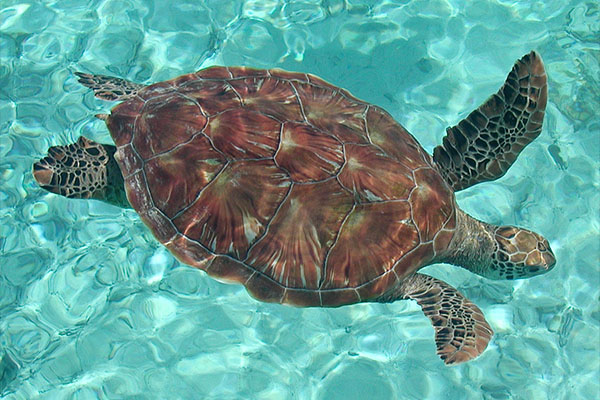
[194,66,232,80]
[228,67,268,79]
[115,144,143,175]
[134,93,206,159]
[124,170,153,215]
[282,289,321,307]
[294,81,369,144]
[356,270,398,302]
[275,122,344,182]
[107,98,144,146]
[172,159,291,259]
[207,256,254,285]
[143,134,225,218]
[124,171,177,243]
[180,79,241,115]
[141,207,178,243]
[245,272,286,303]
[205,109,281,159]
[245,179,354,289]
[366,106,425,165]
[338,144,415,202]
[229,77,304,122]
[393,241,434,278]
[320,288,360,307]
[434,224,455,255]
[322,201,419,289]
[166,234,215,270]
[137,81,175,101]
[409,168,454,242]
[170,72,205,87]
[268,68,307,82]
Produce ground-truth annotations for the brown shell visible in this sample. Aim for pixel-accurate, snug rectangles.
[106,66,456,306]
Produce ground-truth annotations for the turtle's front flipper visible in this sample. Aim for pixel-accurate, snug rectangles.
[33,136,130,208]
[433,51,547,191]
[379,273,493,365]
[75,72,143,101]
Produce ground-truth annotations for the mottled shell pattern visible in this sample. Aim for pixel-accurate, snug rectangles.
[106,66,456,307]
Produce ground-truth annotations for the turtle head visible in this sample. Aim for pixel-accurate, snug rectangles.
[443,210,556,280]
[33,137,130,208]
[490,226,556,279]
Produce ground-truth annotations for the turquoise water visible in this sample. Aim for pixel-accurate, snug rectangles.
[1,0,598,398]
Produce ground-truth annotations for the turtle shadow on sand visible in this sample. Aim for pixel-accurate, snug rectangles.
[33,51,555,365]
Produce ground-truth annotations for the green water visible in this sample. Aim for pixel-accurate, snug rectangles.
[1,0,598,399]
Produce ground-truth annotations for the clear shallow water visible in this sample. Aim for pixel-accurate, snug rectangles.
[0,0,598,398]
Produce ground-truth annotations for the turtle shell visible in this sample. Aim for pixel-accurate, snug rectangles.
[106,66,456,307]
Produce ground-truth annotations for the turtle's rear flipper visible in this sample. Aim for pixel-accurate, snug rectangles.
[433,51,548,191]
[380,273,493,365]
[75,72,143,101]
[33,136,130,208]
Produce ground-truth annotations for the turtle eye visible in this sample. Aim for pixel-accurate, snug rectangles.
[537,242,547,251]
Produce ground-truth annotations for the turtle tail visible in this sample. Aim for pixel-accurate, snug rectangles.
[33,136,130,208]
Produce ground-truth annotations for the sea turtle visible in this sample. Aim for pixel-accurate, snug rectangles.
[33,51,556,364]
